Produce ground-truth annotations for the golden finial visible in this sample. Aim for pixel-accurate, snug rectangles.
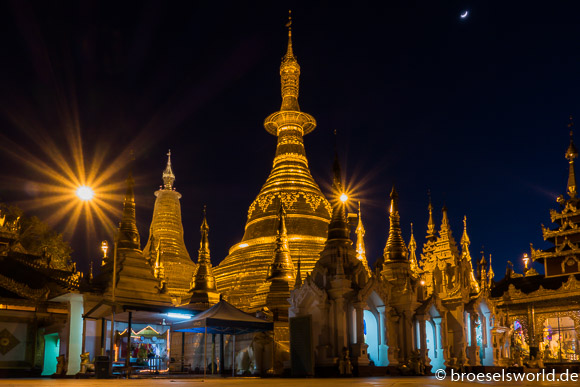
[355,201,370,275]
[440,204,449,232]
[461,215,470,246]
[199,205,210,255]
[566,115,578,198]
[523,253,529,270]
[426,190,435,238]
[408,222,419,272]
[286,10,292,37]
[163,149,175,189]
[384,186,408,261]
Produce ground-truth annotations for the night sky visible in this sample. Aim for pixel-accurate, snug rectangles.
[1,1,580,279]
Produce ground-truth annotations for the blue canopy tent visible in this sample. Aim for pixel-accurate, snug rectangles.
[173,300,273,377]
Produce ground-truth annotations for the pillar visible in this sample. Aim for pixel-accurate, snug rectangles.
[386,309,400,366]
[377,306,388,366]
[65,293,84,375]
[335,298,346,354]
[351,302,369,365]
[125,311,132,377]
[219,334,225,375]
[417,314,431,366]
[467,311,481,366]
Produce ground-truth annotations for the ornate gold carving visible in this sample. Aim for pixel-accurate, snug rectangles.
[247,191,331,219]
[0,273,50,300]
[273,153,308,166]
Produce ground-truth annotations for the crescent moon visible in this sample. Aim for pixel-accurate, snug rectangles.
[460,11,469,18]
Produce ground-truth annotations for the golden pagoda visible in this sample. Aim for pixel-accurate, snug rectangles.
[531,119,580,277]
[143,151,195,298]
[213,17,331,307]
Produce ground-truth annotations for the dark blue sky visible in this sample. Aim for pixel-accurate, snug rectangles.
[1,1,579,278]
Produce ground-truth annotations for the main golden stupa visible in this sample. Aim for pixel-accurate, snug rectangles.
[213,22,331,307]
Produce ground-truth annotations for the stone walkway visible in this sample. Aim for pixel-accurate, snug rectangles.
[0,376,577,387]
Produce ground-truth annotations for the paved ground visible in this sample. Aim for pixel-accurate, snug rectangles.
[0,375,577,387]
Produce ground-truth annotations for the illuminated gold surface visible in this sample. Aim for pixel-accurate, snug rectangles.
[460,216,480,293]
[382,187,407,262]
[190,209,219,305]
[355,202,371,275]
[143,152,195,297]
[98,175,170,304]
[420,206,480,298]
[407,223,419,273]
[251,205,295,317]
[214,24,330,308]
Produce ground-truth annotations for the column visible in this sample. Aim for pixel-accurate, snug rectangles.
[377,306,388,366]
[317,301,331,362]
[417,314,431,366]
[403,310,414,364]
[125,311,132,377]
[335,298,346,354]
[66,293,84,375]
[386,309,400,366]
[351,302,369,365]
[468,311,481,366]
[432,316,444,367]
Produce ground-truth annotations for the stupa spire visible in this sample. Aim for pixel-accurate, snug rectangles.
[199,205,210,256]
[191,207,217,293]
[279,10,301,112]
[441,205,450,233]
[383,186,408,261]
[566,116,578,198]
[488,253,495,288]
[460,215,470,249]
[117,172,141,250]
[408,223,419,272]
[355,202,371,275]
[294,257,302,289]
[479,250,488,290]
[327,153,350,242]
[162,150,175,190]
[267,204,295,282]
[426,190,436,240]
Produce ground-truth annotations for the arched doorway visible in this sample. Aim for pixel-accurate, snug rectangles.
[41,333,60,376]
[364,310,379,365]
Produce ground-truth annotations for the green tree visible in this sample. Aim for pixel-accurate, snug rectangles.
[1,204,73,270]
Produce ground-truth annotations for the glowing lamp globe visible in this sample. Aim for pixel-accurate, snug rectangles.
[340,193,348,203]
[76,186,94,201]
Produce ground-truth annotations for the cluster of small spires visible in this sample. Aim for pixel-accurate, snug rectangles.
[93,15,577,303]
